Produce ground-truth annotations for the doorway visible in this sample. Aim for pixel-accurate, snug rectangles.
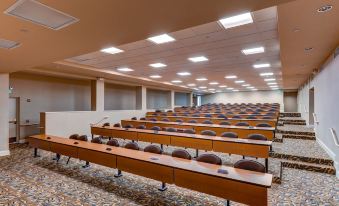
[9,97,20,143]
[309,88,315,125]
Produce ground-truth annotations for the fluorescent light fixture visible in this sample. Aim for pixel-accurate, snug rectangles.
[117,67,133,72]
[187,83,196,87]
[149,75,162,79]
[209,82,219,85]
[219,85,227,88]
[149,63,167,68]
[269,85,278,88]
[232,89,239,92]
[225,75,237,79]
[235,80,245,84]
[4,0,79,30]
[271,88,279,90]
[251,89,258,91]
[242,84,250,87]
[264,78,276,82]
[177,72,191,76]
[171,80,182,83]
[147,34,175,44]
[253,63,271,68]
[199,86,207,89]
[260,72,273,76]
[218,12,253,29]
[101,47,124,54]
[267,82,277,85]
[247,86,255,89]
[241,47,265,55]
[227,87,234,90]
[208,88,216,91]
[196,77,208,81]
[0,38,20,49]
[188,56,208,62]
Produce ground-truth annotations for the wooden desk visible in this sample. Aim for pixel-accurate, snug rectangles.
[29,134,272,206]
[145,115,277,127]
[147,112,279,119]
[121,120,275,140]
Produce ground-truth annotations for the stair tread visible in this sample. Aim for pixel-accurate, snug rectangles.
[281,159,335,169]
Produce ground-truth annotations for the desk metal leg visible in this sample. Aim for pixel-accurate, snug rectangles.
[82,161,90,168]
[114,169,122,178]
[195,149,199,158]
[53,154,61,162]
[33,148,40,158]
[265,158,268,173]
[91,134,94,140]
[226,200,230,206]
[66,157,71,164]
[158,182,167,191]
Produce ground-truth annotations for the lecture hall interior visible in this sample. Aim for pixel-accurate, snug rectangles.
[0,0,338,205]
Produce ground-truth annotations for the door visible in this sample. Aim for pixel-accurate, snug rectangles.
[309,88,315,125]
[9,97,20,143]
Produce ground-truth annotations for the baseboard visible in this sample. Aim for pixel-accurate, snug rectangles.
[19,139,27,144]
[0,150,10,156]
[316,138,339,178]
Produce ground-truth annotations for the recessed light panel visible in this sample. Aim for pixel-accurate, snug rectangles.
[188,56,208,62]
[241,47,265,55]
[253,63,271,68]
[147,34,175,44]
[101,47,124,54]
[209,82,219,85]
[0,38,20,49]
[5,0,79,30]
[218,12,253,29]
[225,75,237,79]
[260,72,273,76]
[196,78,208,81]
[117,67,133,72]
[177,72,191,76]
[235,80,245,84]
[171,80,182,83]
[149,63,167,68]
[149,75,162,79]
[219,85,227,88]
[242,84,250,87]
[199,86,207,89]
[187,83,196,87]
[267,82,277,85]
[264,78,276,82]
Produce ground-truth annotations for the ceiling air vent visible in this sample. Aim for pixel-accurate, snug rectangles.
[4,0,79,30]
[0,38,20,49]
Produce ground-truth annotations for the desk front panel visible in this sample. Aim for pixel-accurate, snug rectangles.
[111,130,138,140]
[170,136,213,150]
[28,138,50,151]
[49,142,78,158]
[78,148,117,168]
[137,133,171,145]
[213,141,269,158]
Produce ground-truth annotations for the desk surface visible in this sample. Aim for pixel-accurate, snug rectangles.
[30,134,272,187]
[146,115,277,122]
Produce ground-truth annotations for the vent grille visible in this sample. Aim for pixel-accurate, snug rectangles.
[0,38,20,49]
[4,0,79,30]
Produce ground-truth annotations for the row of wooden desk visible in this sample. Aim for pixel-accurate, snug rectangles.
[121,120,275,140]
[145,115,277,127]
[29,134,272,206]
[147,112,279,118]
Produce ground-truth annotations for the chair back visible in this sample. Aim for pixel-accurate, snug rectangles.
[196,154,222,165]
[202,120,213,124]
[235,122,249,126]
[125,142,139,150]
[183,129,195,134]
[144,145,162,154]
[103,122,110,127]
[220,132,238,138]
[91,137,103,144]
[131,117,137,120]
[150,126,161,131]
[247,134,267,141]
[172,149,192,160]
[123,124,134,128]
[113,123,121,127]
[136,125,146,129]
[219,121,231,126]
[166,127,177,132]
[161,118,170,122]
[69,134,79,140]
[78,135,88,141]
[234,159,265,173]
[107,139,120,147]
[188,120,197,123]
[256,123,271,128]
[201,130,216,136]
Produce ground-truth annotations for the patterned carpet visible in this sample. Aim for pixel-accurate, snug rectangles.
[0,124,338,205]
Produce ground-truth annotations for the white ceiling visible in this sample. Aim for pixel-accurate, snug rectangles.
[66,6,281,93]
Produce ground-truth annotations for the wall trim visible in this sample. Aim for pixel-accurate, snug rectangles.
[317,138,338,178]
[0,150,10,156]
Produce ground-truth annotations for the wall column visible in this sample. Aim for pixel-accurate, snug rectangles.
[0,74,10,156]
[170,90,175,109]
[189,92,193,106]
[91,78,105,111]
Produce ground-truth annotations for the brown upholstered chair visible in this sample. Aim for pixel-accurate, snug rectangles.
[202,120,213,124]
[150,126,161,131]
[219,121,231,126]
[220,132,238,138]
[131,117,137,120]
[91,137,103,144]
[247,134,267,141]
[188,119,198,123]
[107,139,120,147]
[125,142,139,150]
[234,159,266,173]
[144,145,162,154]
[136,125,146,129]
[256,123,272,128]
[166,127,177,132]
[172,149,192,160]
[102,122,110,127]
[235,122,250,126]
[69,134,79,140]
[140,117,146,120]
[78,135,88,141]
[113,123,121,127]
[123,124,134,129]
[201,130,216,136]
[196,154,222,165]
[183,129,195,134]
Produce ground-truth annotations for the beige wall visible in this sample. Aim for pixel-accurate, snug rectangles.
[105,83,137,110]
[284,91,298,112]
[0,74,10,155]
[146,89,171,109]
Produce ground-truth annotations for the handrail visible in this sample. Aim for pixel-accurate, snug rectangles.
[313,113,319,124]
[304,106,308,113]
[329,128,339,147]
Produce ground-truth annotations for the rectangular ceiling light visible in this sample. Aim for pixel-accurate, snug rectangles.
[149,63,167,68]
[260,72,273,76]
[187,83,196,87]
[149,75,162,79]
[101,47,124,54]
[171,80,182,83]
[253,63,271,68]
[218,12,253,29]
[196,77,208,81]
[5,0,79,30]
[188,56,208,62]
[0,38,20,49]
[117,67,133,72]
[148,34,175,44]
[267,82,277,85]
[177,72,191,76]
[264,78,276,81]
[219,85,227,88]
[225,75,237,79]
[235,80,245,83]
[242,47,265,55]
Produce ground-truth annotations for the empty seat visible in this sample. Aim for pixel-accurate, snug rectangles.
[150,126,161,131]
[91,137,103,144]
[266,112,275,116]
[136,125,146,129]
[192,114,199,117]
[183,129,195,134]
[239,112,247,114]
[196,154,222,165]
[200,130,216,136]
[172,113,177,116]
[219,121,231,126]
[69,134,79,140]
[227,111,233,114]
[256,123,272,128]
[123,124,134,128]
[78,135,88,141]
[125,142,139,150]
[149,118,157,121]
[166,127,177,132]
[232,115,241,119]
[175,119,183,122]
[246,116,257,119]
[172,149,192,160]
[202,120,213,124]
[144,145,162,154]
[188,119,198,123]
[204,114,212,117]
[140,117,146,120]
[235,122,250,126]
[102,122,110,127]
[161,118,170,122]
[107,139,120,147]
[234,159,265,173]
[220,132,238,138]
[247,134,267,141]
[113,123,121,127]
[131,117,137,120]
[217,114,227,118]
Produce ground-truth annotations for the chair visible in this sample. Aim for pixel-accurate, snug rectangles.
[217,114,226,118]
[220,132,238,138]
[232,115,241,119]
[102,122,110,127]
[219,121,231,126]
[166,127,177,132]
[175,119,183,123]
[188,119,197,123]
[150,126,161,131]
[201,130,216,136]
[247,134,267,141]
[202,120,213,124]
[123,124,134,128]
[256,123,272,128]
[167,110,173,112]
[155,109,162,113]
[246,116,257,119]
[192,114,199,117]
[161,113,167,116]
[172,149,192,160]
[204,114,212,117]
[125,142,139,150]
[107,139,120,147]
[234,159,265,173]
[183,129,195,134]
[149,118,157,121]
[69,134,79,140]
[144,145,162,154]
[78,135,88,141]
[196,154,222,165]
[64,134,80,164]
[136,125,146,129]
[113,123,121,127]
[239,112,247,114]
[131,117,137,120]
[91,137,103,144]
[140,117,146,120]
[235,122,249,126]
[161,118,170,122]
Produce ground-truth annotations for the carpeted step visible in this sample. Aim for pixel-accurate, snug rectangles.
[282,134,316,140]
[276,130,315,136]
[279,112,301,118]
[270,152,334,166]
[280,160,336,175]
